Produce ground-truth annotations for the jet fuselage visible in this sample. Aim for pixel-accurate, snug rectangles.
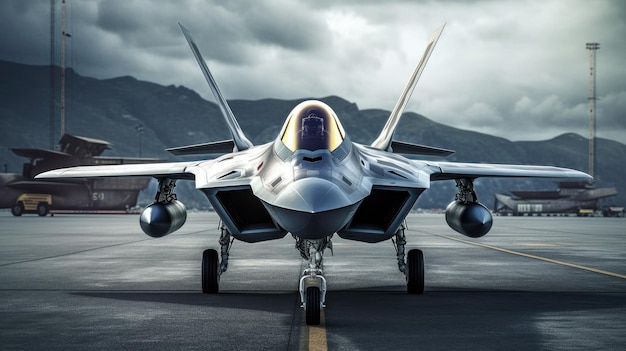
[199,100,427,243]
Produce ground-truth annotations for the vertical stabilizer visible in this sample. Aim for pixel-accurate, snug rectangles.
[179,23,253,151]
[371,24,445,151]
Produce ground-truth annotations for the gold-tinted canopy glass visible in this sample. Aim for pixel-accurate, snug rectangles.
[280,100,346,152]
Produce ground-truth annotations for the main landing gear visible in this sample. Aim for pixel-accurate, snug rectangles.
[393,224,424,294]
[202,224,233,294]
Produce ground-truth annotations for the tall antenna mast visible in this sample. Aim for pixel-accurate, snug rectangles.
[49,0,56,149]
[586,42,600,184]
[60,0,70,137]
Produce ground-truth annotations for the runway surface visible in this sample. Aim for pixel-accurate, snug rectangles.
[1,211,625,350]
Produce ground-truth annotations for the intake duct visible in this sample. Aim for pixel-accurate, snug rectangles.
[139,200,187,238]
[445,200,493,238]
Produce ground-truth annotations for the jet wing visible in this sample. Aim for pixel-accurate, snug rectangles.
[417,161,592,181]
[166,140,235,155]
[390,141,454,157]
[8,179,89,195]
[35,161,202,181]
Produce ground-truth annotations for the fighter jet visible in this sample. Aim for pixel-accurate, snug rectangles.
[37,24,591,325]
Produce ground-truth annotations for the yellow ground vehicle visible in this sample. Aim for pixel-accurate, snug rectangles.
[11,194,52,217]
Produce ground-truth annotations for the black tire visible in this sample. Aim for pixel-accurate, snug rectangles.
[37,203,49,217]
[202,249,219,294]
[305,286,321,325]
[11,202,24,217]
[407,249,424,294]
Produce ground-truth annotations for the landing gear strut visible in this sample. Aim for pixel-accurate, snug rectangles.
[454,177,477,203]
[202,223,233,294]
[295,236,331,325]
[393,224,424,294]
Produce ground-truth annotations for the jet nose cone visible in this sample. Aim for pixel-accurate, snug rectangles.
[266,178,358,238]
[275,178,352,213]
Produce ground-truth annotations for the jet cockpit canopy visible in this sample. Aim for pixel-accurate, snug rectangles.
[280,100,346,152]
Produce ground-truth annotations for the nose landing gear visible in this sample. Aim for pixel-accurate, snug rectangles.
[295,236,331,325]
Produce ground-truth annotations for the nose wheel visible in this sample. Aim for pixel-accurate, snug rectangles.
[295,237,330,325]
[300,269,326,325]
[305,286,321,325]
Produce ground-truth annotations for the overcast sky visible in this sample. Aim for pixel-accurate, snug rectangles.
[1,0,625,143]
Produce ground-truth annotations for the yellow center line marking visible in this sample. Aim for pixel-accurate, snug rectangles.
[307,310,327,351]
[300,309,327,351]
[435,234,626,280]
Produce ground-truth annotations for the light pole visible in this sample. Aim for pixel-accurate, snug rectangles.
[586,42,600,184]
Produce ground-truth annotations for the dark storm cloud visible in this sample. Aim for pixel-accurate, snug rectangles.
[0,2,51,65]
[1,0,625,143]
[219,2,329,51]
[89,0,328,64]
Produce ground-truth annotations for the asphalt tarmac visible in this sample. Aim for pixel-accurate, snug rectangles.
[1,211,625,350]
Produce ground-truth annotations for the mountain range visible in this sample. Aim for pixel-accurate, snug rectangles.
[1,60,624,209]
